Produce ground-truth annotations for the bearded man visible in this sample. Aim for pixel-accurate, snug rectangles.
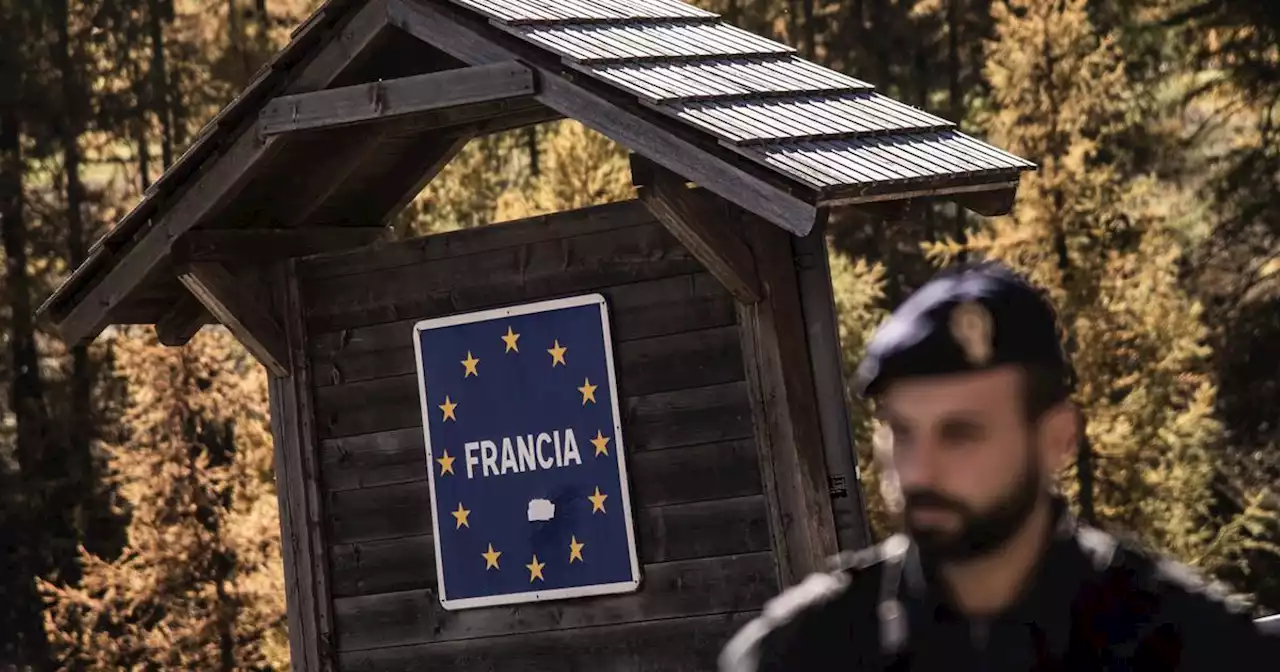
[719,262,1280,671]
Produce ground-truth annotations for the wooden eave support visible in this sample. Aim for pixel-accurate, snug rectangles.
[155,294,211,346]
[632,155,761,304]
[734,209,841,584]
[177,262,289,377]
[259,61,538,136]
[818,178,1023,211]
[154,227,387,347]
[386,0,821,237]
[952,185,1019,216]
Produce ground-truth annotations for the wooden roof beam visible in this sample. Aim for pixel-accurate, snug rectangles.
[52,0,394,346]
[259,61,538,136]
[951,185,1019,217]
[631,154,761,304]
[178,262,289,377]
[387,0,821,237]
[818,178,1022,210]
[154,294,211,346]
[171,227,387,265]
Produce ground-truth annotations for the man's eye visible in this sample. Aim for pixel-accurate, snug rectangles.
[940,423,984,444]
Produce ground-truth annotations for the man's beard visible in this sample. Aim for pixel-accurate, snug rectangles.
[899,452,1042,563]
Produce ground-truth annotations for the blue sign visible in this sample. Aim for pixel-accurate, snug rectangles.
[412,294,641,610]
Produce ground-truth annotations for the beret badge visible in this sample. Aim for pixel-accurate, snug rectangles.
[949,300,994,366]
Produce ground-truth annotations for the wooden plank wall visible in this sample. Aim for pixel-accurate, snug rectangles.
[295,199,777,670]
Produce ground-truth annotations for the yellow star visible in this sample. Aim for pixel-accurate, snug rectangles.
[578,378,598,405]
[436,450,456,476]
[569,536,585,563]
[502,326,520,353]
[439,395,457,422]
[526,554,546,582]
[451,502,470,529]
[461,351,480,377]
[547,340,567,367]
[588,486,608,514]
[590,431,610,457]
[482,543,501,570]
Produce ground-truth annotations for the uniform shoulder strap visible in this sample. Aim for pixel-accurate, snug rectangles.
[873,535,912,660]
[718,541,895,672]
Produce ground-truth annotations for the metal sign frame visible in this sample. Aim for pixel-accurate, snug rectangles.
[412,293,642,610]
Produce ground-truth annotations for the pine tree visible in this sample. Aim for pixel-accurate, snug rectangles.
[494,120,635,220]
[393,120,635,238]
[926,0,1277,592]
[40,327,288,671]
[396,130,533,237]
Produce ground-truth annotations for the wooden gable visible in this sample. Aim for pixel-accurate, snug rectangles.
[37,0,1033,350]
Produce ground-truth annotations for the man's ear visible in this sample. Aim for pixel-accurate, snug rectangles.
[1039,401,1079,473]
[868,421,901,511]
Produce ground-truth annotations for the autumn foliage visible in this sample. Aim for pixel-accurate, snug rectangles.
[39,327,289,670]
[3,0,1280,669]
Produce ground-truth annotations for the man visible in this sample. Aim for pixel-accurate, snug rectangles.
[719,262,1280,671]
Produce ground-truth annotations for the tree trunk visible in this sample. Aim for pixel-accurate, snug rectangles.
[1,88,55,672]
[1054,224,1096,525]
[54,0,94,575]
[138,121,153,191]
[872,0,893,91]
[802,0,817,62]
[149,0,173,168]
[215,568,236,672]
[526,125,539,176]
[947,0,968,255]
[786,0,800,49]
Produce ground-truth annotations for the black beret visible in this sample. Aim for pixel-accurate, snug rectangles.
[854,262,1071,398]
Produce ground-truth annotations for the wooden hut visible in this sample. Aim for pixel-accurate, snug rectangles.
[38,0,1034,669]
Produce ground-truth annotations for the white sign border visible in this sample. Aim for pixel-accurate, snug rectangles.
[411,293,643,611]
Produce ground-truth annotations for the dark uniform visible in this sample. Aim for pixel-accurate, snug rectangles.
[719,262,1280,671]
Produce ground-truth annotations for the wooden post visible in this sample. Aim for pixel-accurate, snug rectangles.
[268,259,336,672]
[177,262,289,377]
[733,207,839,586]
[792,216,872,551]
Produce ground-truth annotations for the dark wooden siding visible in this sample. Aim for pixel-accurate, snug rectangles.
[296,200,775,670]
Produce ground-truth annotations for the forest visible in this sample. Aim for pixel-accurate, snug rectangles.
[1,0,1278,668]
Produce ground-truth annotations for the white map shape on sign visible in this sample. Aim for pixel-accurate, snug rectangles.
[527,498,555,522]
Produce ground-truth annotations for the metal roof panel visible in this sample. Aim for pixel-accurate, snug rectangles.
[453,0,716,23]
[666,93,954,144]
[740,131,1036,189]
[580,56,872,102]
[508,21,794,62]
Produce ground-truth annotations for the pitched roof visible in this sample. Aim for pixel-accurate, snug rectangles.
[39,0,1034,341]
[444,0,1034,195]
[37,0,369,324]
